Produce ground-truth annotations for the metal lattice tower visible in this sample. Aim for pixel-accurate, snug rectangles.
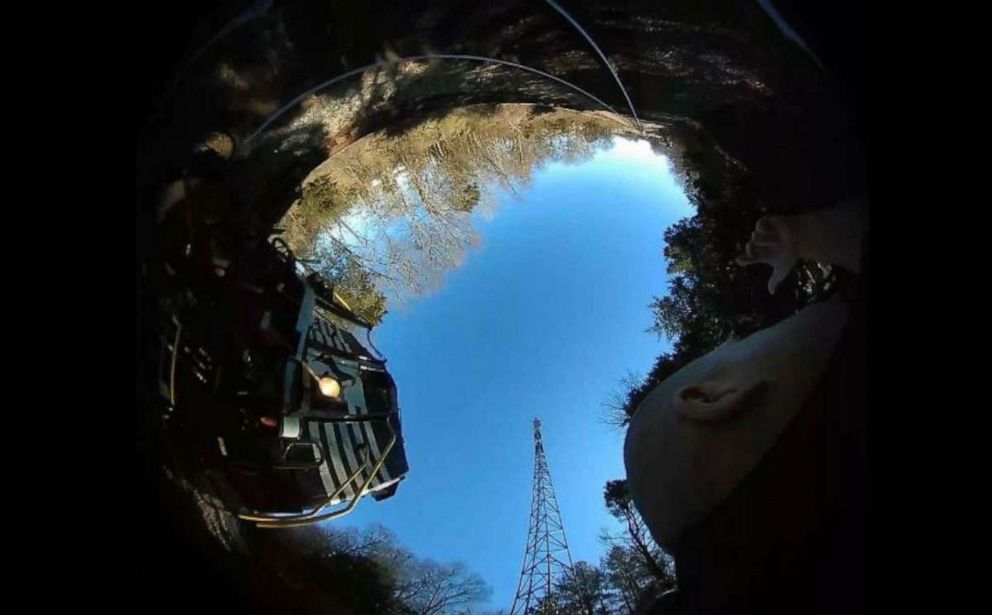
[510,419,577,615]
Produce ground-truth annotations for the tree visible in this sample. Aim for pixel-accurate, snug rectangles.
[321,251,388,325]
[254,524,492,615]
[392,559,491,615]
[605,157,844,427]
[556,561,609,614]
[598,545,657,614]
[248,525,406,614]
[602,370,646,429]
[279,104,635,318]
[602,480,673,587]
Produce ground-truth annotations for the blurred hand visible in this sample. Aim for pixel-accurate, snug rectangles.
[736,215,801,294]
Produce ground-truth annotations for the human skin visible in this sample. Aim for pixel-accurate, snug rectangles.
[624,201,868,549]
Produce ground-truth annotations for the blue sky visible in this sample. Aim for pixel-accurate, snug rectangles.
[336,138,694,610]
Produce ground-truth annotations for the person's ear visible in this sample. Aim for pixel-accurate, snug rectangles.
[673,379,766,423]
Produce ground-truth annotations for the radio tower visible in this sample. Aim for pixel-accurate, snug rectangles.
[510,419,578,615]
